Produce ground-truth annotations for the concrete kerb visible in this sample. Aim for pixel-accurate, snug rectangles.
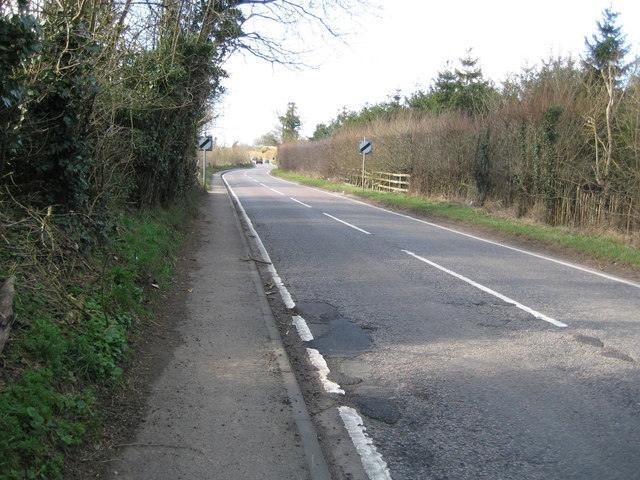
[218,171,332,480]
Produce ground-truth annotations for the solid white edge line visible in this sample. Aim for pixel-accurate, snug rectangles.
[224,172,332,480]
[225,171,393,478]
[224,173,344,387]
[223,175,296,309]
[323,212,371,235]
[291,197,313,208]
[403,250,568,328]
[268,171,640,290]
[338,406,393,480]
[292,315,314,341]
[306,348,345,395]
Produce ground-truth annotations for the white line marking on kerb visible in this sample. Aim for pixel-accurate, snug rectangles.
[223,176,295,309]
[224,172,392,478]
[291,197,312,208]
[292,315,314,341]
[323,213,371,235]
[338,406,393,480]
[403,250,568,328]
[306,348,345,395]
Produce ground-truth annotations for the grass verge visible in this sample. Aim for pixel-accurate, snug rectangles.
[0,197,195,479]
[272,169,640,271]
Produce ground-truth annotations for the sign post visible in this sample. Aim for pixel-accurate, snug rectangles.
[359,138,373,188]
[198,135,213,186]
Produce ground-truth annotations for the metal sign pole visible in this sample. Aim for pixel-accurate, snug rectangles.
[202,149,206,187]
[198,135,213,187]
[361,136,366,188]
[358,137,372,189]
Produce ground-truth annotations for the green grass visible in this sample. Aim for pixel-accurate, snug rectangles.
[0,201,193,479]
[272,169,640,271]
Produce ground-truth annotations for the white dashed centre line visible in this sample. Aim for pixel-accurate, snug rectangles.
[291,198,312,208]
[323,213,371,235]
[270,171,640,290]
[403,250,568,328]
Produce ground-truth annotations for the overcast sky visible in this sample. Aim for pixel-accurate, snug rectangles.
[211,0,640,146]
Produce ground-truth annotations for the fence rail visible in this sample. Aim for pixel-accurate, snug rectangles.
[341,169,410,193]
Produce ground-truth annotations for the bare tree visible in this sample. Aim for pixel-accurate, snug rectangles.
[582,7,631,190]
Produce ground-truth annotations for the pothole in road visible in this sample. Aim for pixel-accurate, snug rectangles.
[351,394,401,425]
[601,349,635,362]
[294,301,373,357]
[293,303,401,428]
[572,334,634,362]
[309,318,372,356]
[293,301,340,322]
[574,334,605,348]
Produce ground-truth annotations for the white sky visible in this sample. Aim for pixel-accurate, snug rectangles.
[211,0,640,146]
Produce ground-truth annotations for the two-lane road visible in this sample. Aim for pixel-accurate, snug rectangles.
[225,166,640,479]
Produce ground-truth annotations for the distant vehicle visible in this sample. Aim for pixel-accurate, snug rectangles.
[264,159,270,164]
[256,158,263,164]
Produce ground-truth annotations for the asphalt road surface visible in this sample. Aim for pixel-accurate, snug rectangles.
[224,165,640,480]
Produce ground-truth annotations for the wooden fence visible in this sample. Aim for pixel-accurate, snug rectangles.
[555,188,640,233]
[341,169,411,193]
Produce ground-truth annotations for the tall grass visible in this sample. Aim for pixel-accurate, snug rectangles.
[202,145,250,168]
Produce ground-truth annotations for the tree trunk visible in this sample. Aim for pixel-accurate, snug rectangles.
[0,276,16,356]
